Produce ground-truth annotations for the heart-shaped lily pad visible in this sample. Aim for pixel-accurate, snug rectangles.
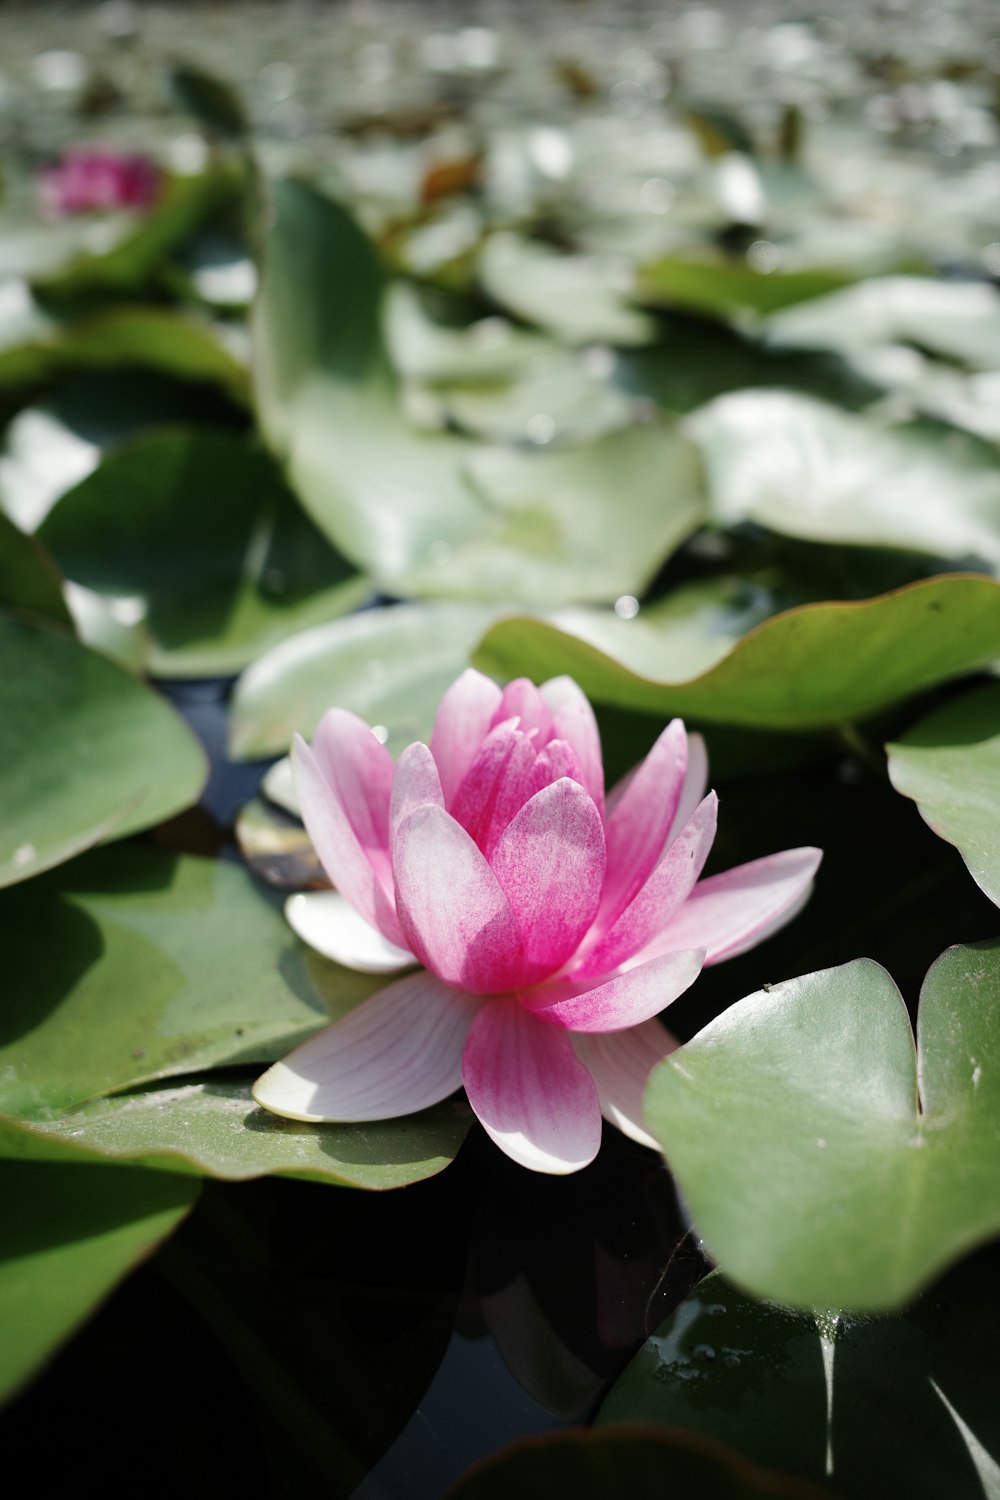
[644,943,1000,1309]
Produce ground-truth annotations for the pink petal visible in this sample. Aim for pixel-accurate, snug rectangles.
[572,1020,677,1150]
[462,1000,602,1173]
[580,793,718,977]
[540,676,605,815]
[489,678,554,741]
[430,668,503,808]
[293,735,404,946]
[490,778,605,980]
[251,970,480,1121]
[285,891,414,974]
[599,719,689,930]
[449,720,539,859]
[393,804,527,993]
[390,742,444,843]
[636,847,823,966]
[523,948,704,1032]
[669,731,708,843]
[310,708,396,892]
[529,737,585,797]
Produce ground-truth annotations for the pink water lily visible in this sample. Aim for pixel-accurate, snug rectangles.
[38,148,161,217]
[253,670,821,1173]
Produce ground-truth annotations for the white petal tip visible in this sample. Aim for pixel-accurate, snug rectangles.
[252,1061,326,1123]
[286,891,414,973]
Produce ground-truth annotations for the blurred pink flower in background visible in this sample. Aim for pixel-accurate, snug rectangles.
[254,670,821,1173]
[38,147,162,216]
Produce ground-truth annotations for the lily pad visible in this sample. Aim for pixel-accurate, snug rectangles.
[477,232,655,347]
[0,1076,471,1190]
[638,255,852,320]
[230,600,506,760]
[644,944,1000,1309]
[0,511,72,628]
[766,277,1000,371]
[0,1161,198,1404]
[403,425,707,604]
[0,615,207,886]
[384,281,546,385]
[599,1259,1000,1500]
[38,429,368,677]
[475,574,1000,729]
[440,348,634,447]
[0,844,382,1114]
[687,391,1000,572]
[253,177,489,589]
[887,682,1000,909]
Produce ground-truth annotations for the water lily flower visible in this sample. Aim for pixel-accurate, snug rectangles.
[38,147,161,217]
[253,671,821,1174]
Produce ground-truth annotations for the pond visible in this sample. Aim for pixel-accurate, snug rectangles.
[2,3,1000,1497]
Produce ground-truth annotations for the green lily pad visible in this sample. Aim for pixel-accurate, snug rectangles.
[439,348,634,447]
[477,232,655,347]
[644,943,1000,1309]
[0,511,72,627]
[253,178,489,589]
[403,425,707,604]
[0,1077,471,1190]
[0,305,248,400]
[599,1260,1000,1500]
[0,615,207,886]
[230,600,506,760]
[384,280,546,385]
[687,391,1000,571]
[38,429,368,677]
[638,255,852,320]
[0,844,382,1114]
[475,574,1000,729]
[0,1161,198,1404]
[766,277,1000,371]
[887,682,1000,909]
[443,1425,832,1500]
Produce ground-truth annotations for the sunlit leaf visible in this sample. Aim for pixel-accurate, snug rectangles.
[478,232,655,346]
[600,1259,1000,1500]
[638,255,852,319]
[0,1161,198,1404]
[39,429,368,676]
[0,844,382,1112]
[687,391,1000,571]
[476,574,1000,729]
[0,1077,470,1190]
[230,600,506,760]
[0,616,207,886]
[645,944,1000,1308]
[766,277,1000,372]
[887,682,1000,909]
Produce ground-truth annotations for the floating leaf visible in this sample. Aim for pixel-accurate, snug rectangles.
[0,511,72,627]
[638,255,852,320]
[599,1259,1000,1500]
[644,944,1000,1309]
[887,682,1000,909]
[0,1076,470,1190]
[440,348,634,447]
[478,232,655,346]
[0,616,207,886]
[0,844,381,1113]
[766,277,1000,372]
[0,1161,198,1404]
[384,281,545,385]
[687,391,1000,571]
[235,797,325,888]
[39,429,368,677]
[475,574,1000,730]
[230,600,505,760]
